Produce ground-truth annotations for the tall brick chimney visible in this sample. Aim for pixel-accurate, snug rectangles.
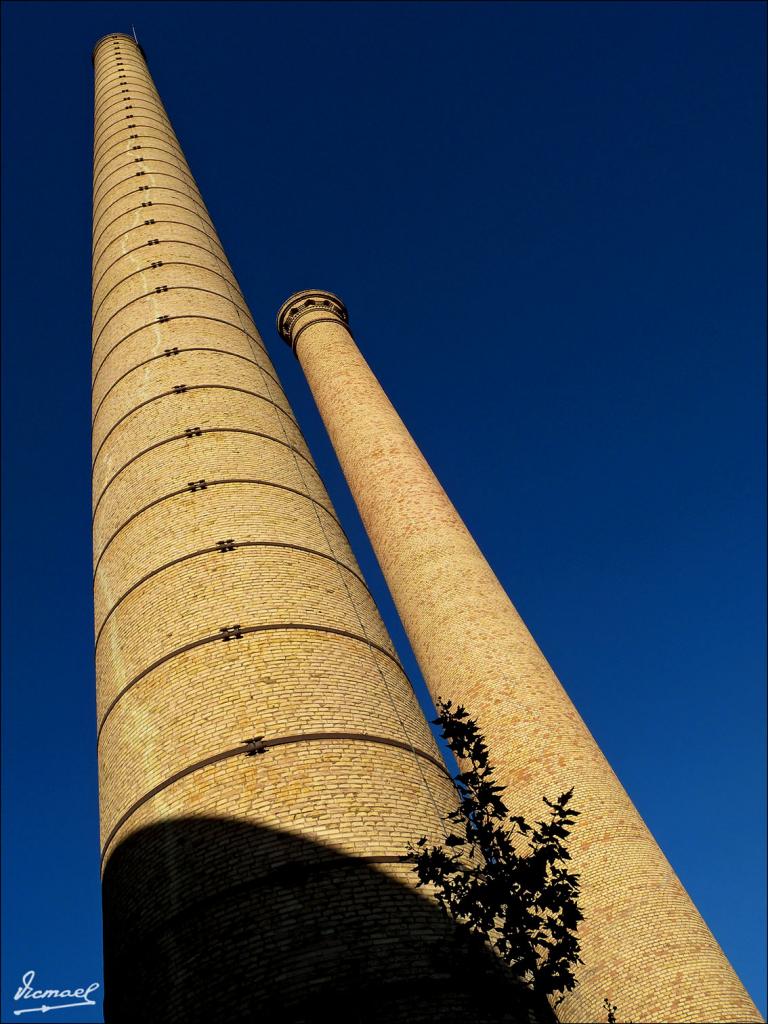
[91,34,523,1023]
[276,288,763,1024]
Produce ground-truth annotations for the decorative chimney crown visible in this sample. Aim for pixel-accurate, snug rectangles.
[277,290,349,353]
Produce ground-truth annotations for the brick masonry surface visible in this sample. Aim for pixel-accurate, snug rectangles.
[276,291,764,1024]
[91,34,553,1024]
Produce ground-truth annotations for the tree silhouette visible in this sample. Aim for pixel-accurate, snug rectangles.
[407,699,584,1012]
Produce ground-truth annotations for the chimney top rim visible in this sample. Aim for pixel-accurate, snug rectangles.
[276,289,349,350]
[91,33,146,67]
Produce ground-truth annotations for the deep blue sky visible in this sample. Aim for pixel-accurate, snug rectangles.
[2,2,765,1021]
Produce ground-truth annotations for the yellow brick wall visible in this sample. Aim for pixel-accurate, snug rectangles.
[92,34,517,1023]
[277,292,764,1024]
